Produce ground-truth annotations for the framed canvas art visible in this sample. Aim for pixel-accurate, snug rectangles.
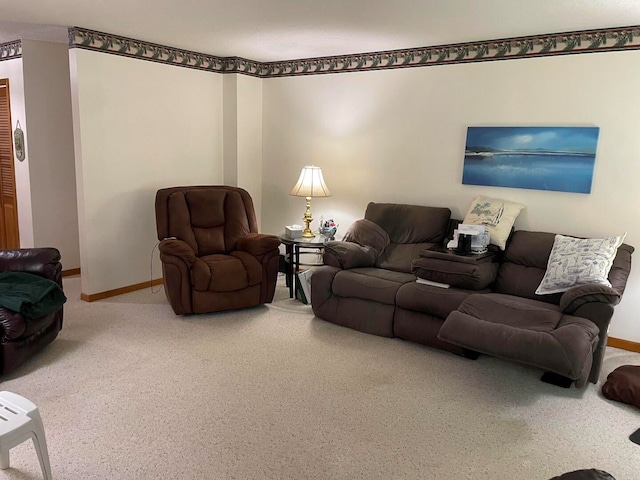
[462,126,599,194]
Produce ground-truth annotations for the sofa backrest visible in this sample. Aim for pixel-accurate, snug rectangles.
[365,202,451,244]
[155,186,258,256]
[494,230,634,305]
[364,202,451,272]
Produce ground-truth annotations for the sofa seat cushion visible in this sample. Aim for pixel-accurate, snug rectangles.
[439,293,600,387]
[396,281,483,319]
[376,242,438,273]
[192,254,260,292]
[332,268,416,305]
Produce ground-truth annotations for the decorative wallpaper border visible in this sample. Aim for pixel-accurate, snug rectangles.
[69,25,640,78]
[68,28,262,76]
[0,40,22,62]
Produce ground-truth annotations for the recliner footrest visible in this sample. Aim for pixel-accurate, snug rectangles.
[438,293,600,387]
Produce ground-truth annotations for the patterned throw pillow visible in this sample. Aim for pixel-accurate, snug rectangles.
[535,234,625,295]
[463,196,525,250]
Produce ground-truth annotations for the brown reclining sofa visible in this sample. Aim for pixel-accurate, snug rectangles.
[311,202,633,388]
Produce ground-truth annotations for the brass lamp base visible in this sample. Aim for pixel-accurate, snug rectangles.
[302,196,315,237]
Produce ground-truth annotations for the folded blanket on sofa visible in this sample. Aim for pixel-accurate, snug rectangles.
[0,272,66,318]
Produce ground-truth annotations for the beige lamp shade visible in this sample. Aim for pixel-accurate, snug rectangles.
[290,166,331,238]
[290,166,332,198]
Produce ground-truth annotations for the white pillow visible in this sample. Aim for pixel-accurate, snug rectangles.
[463,196,525,250]
[535,234,625,295]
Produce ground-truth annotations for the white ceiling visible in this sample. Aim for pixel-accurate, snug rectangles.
[1,0,640,62]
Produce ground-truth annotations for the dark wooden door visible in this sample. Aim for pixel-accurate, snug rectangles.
[0,79,20,249]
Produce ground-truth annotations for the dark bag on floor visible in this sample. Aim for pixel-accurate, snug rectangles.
[601,365,640,410]
[549,469,616,480]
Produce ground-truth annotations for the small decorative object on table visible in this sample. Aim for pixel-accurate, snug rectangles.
[285,224,303,239]
[318,217,338,243]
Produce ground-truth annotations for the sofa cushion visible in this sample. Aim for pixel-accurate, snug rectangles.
[166,189,252,255]
[230,251,263,285]
[396,281,480,319]
[364,202,450,244]
[192,254,256,292]
[494,231,562,305]
[332,268,415,305]
[536,234,625,295]
[463,195,524,250]
[376,242,438,273]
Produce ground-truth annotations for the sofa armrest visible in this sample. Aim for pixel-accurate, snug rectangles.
[0,308,27,342]
[343,218,390,253]
[608,243,634,296]
[560,284,621,314]
[158,239,198,266]
[310,265,342,314]
[323,241,377,269]
[236,233,281,257]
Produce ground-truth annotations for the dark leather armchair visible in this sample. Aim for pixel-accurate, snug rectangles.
[0,248,64,376]
[155,186,281,314]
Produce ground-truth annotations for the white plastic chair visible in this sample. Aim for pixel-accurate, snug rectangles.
[0,391,52,479]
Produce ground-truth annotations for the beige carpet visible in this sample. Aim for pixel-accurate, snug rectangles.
[1,274,639,480]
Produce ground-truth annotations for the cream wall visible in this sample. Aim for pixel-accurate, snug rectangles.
[222,74,263,227]
[236,74,263,228]
[69,49,224,296]
[262,51,640,342]
[0,57,34,248]
[21,40,79,269]
[222,74,238,186]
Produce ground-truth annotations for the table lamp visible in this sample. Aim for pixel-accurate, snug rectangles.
[290,165,332,238]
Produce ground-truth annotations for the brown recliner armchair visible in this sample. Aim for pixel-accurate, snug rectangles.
[155,186,281,315]
[0,248,65,376]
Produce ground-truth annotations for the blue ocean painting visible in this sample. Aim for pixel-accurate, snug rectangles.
[462,126,599,194]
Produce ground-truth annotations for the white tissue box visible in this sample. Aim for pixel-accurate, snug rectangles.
[285,225,303,238]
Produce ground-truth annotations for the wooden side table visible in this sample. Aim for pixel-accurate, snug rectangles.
[278,235,326,298]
